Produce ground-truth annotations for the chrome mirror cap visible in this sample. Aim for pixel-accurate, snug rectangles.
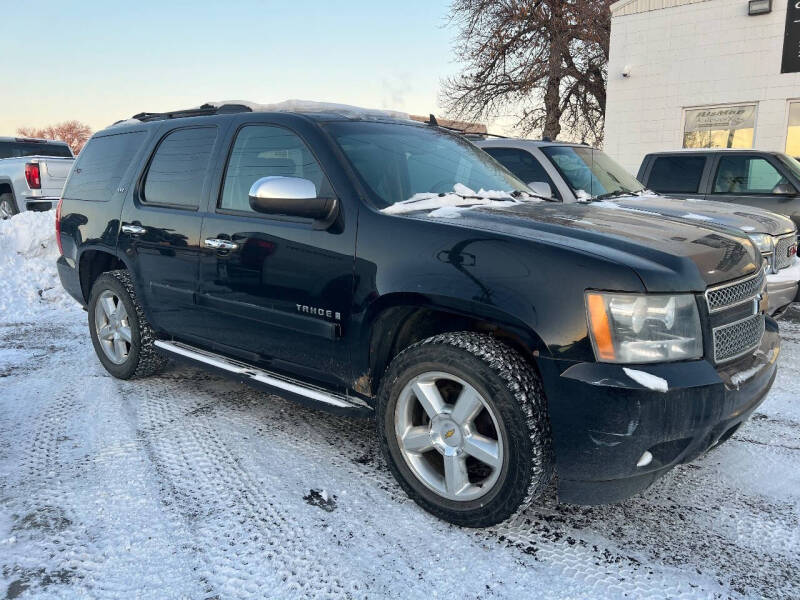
[248,176,317,201]
[527,181,553,199]
[247,176,339,227]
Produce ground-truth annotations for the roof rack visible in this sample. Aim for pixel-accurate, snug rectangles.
[15,137,52,143]
[462,131,510,141]
[130,103,253,123]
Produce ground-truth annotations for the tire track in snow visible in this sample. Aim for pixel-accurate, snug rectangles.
[2,309,800,598]
[115,374,362,599]
[1,319,205,598]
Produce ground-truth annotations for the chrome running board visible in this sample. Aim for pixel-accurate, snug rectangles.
[154,340,372,416]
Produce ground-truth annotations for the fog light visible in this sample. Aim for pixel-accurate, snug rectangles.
[636,450,653,467]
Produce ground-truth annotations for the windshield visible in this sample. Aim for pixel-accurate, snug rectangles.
[541,146,644,198]
[0,141,72,159]
[326,121,528,207]
[776,152,800,180]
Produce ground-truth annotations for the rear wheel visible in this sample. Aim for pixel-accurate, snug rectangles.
[88,270,167,379]
[0,193,18,219]
[377,332,553,527]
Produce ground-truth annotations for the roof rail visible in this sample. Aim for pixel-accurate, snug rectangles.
[462,131,509,140]
[130,103,253,123]
[15,137,52,143]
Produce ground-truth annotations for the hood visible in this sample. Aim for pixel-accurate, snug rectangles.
[613,194,796,236]
[398,201,761,292]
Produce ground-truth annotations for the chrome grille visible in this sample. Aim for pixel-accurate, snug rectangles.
[774,234,798,271]
[713,313,765,363]
[705,269,765,313]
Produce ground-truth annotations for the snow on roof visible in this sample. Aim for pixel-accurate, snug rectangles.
[204,99,410,121]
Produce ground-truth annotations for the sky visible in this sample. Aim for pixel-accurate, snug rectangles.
[2,0,480,135]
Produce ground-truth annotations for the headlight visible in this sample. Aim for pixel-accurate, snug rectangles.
[586,292,703,363]
[749,233,774,255]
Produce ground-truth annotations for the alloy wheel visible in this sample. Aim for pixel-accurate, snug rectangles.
[0,199,14,219]
[94,290,132,364]
[394,371,504,501]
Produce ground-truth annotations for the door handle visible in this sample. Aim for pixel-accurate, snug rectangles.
[121,224,147,235]
[203,238,239,251]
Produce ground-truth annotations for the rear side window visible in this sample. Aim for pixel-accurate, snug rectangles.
[0,141,72,159]
[646,156,706,194]
[143,127,217,208]
[62,132,146,201]
[482,147,560,199]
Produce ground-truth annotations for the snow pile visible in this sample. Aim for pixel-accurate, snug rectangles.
[768,256,800,283]
[382,184,534,217]
[0,211,73,319]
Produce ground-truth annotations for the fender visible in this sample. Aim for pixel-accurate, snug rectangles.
[352,291,551,397]
[350,206,646,378]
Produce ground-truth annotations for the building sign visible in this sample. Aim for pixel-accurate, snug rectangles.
[782,0,800,73]
[683,104,757,149]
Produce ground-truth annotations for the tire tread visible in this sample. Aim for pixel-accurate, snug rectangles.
[90,269,167,379]
[378,331,553,527]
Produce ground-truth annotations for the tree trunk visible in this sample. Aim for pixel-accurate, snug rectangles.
[542,46,563,140]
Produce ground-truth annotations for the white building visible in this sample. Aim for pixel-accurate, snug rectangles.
[604,0,800,173]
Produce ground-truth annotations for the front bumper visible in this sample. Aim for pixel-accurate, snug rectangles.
[537,319,780,505]
[767,259,800,313]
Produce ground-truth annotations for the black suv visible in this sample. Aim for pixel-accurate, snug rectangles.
[56,103,779,527]
[638,149,800,228]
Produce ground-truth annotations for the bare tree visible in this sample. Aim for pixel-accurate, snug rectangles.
[17,121,92,155]
[442,0,612,144]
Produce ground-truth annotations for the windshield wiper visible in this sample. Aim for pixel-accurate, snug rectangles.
[593,189,634,201]
[512,189,558,202]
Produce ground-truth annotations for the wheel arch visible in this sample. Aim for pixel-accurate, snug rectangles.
[357,293,550,397]
[0,179,19,211]
[77,248,129,303]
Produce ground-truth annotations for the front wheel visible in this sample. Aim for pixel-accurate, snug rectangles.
[377,332,553,527]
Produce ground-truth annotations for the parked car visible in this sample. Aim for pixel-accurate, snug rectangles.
[0,136,74,218]
[638,149,800,229]
[57,103,778,527]
[474,139,799,315]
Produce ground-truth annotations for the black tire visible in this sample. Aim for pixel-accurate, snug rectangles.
[87,270,167,379]
[0,193,18,219]
[377,332,553,527]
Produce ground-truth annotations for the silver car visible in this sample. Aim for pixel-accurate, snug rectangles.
[475,139,799,315]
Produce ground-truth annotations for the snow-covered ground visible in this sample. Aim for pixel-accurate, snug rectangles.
[0,212,799,599]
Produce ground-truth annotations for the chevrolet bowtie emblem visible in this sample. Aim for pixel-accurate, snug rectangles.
[444,429,456,439]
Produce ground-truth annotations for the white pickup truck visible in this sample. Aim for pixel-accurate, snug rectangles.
[0,136,74,218]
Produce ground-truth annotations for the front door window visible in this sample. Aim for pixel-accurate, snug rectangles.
[712,156,788,194]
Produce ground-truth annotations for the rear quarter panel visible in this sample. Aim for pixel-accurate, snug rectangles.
[58,127,157,299]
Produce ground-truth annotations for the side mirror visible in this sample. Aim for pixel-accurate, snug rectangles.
[248,176,338,225]
[772,182,798,196]
[527,181,553,199]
